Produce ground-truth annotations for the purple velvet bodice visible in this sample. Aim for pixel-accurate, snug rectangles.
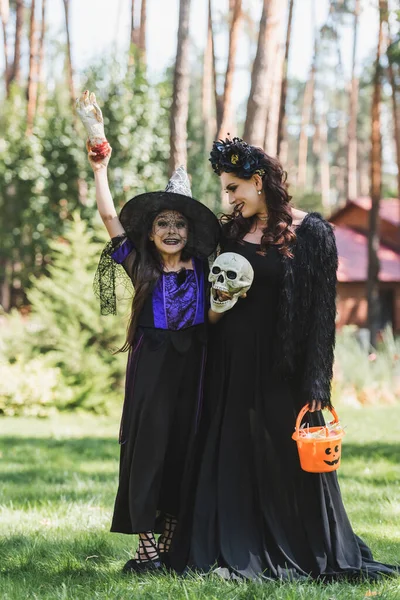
[153,270,197,330]
[111,238,205,330]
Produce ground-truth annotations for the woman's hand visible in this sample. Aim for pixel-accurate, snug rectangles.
[86,139,112,172]
[208,308,224,324]
[208,291,247,325]
[308,400,322,412]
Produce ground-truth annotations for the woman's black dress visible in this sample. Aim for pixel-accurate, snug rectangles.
[183,238,397,581]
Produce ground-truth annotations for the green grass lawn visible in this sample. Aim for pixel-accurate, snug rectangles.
[0,406,399,599]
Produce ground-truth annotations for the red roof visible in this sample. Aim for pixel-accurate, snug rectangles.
[347,197,400,226]
[335,225,400,283]
[329,197,400,227]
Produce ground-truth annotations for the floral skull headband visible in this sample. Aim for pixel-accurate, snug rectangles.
[209,137,266,179]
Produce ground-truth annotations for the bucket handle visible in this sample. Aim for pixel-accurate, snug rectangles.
[295,404,339,438]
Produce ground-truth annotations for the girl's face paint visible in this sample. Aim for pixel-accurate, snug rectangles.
[150,210,188,256]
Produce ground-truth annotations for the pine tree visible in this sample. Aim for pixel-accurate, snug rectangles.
[20,215,128,412]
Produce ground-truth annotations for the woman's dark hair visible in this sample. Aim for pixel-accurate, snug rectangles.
[210,138,296,257]
[119,208,192,352]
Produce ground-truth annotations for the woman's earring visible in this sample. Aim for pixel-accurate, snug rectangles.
[258,190,262,195]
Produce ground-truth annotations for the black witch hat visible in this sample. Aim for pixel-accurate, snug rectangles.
[119,166,220,258]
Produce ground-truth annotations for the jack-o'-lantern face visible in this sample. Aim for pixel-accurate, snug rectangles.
[323,444,341,466]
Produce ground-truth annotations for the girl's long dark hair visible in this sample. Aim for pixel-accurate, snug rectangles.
[118,209,192,352]
[221,150,296,258]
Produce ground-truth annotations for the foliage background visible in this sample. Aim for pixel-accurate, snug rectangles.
[0,2,400,413]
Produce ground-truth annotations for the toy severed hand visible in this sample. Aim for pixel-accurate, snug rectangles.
[76,90,111,168]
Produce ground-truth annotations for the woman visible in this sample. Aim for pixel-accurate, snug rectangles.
[77,91,220,572]
[172,137,398,581]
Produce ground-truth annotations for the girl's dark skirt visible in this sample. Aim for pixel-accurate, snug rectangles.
[111,325,206,534]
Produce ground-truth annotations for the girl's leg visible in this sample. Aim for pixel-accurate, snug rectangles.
[158,513,178,555]
[123,531,161,573]
[135,531,160,562]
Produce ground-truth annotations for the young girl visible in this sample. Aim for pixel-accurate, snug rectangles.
[77,91,220,573]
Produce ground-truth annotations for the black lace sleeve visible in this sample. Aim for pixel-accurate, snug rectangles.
[93,235,136,316]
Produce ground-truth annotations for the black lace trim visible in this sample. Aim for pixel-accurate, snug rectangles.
[93,235,133,316]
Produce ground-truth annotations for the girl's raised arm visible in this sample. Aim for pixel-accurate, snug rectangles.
[76,90,125,239]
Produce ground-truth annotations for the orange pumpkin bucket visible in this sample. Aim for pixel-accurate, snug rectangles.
[292,405,345,473]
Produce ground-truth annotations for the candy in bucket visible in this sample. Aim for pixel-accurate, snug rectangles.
[292,405,345,473]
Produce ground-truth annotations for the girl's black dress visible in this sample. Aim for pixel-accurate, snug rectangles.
[174,232,398,581]
[108,238,208,534]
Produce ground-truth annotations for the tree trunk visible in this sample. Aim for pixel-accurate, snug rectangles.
[359,140,370,196]
[62,0,76,117]
[36,0,47,117]
[333,15,347,205]
[26,0,39,135]
[0,258,12,312]
[319,110,330,213]
[210,1,223,135]
[388,67,400,206]
[312,119,321,191]
[138,0,146,63]
[8,0,23,88]
[310,0,319,192]
[129,0,136,65]
[169,0,191,174]
[243,0,286,146]
[277,0,294,162]
[264,38,284,155]
[217,0,242,139]
[243,0,270,145]
[130,0,136,45]
[0,0,9,96]
[202,0,216,147]
[297,1,316,189]
[63,0,86,205]
[386,23,400,204]
[297,62,315,188]
[347,0,360,201]
[367,0,385,349]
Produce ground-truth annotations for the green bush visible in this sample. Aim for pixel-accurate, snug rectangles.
[0,357,67,417]
[333,325,400,405]
[0,215,128,415]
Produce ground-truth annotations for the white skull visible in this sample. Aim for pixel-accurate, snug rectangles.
[209,252,254,313]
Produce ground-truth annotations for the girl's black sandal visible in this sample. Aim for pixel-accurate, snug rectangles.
[123,531,162,574]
